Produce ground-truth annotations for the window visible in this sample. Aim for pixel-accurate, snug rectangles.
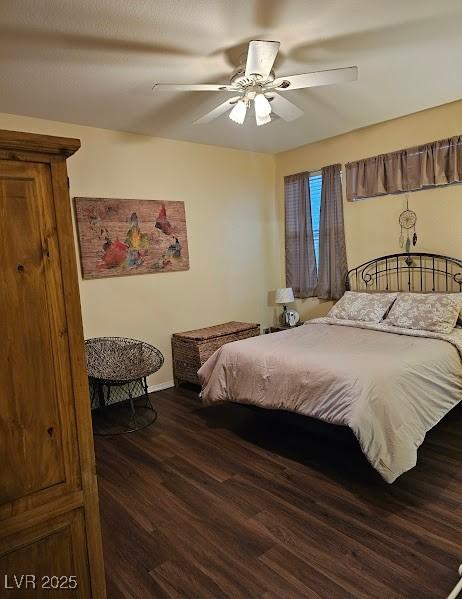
[308,171,322,269]
[285,165,345,300]
[284,170,322,297]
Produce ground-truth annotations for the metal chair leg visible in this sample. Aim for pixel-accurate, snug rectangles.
[91,377,157,436]
[142,377,151,408]
[128,387,137,428]
[97,383,106,409]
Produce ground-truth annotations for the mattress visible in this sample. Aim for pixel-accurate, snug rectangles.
[198,318,462,482]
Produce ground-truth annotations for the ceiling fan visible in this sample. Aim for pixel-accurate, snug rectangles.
[153,40,358,127]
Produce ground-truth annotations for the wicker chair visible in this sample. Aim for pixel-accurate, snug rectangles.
[85,337,164,435]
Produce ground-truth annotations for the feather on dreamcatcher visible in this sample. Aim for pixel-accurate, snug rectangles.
[399,196,417,252]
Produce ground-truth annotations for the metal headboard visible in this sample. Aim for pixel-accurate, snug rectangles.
[345,253,462,293]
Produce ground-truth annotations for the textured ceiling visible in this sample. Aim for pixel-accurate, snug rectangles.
[1,0,462,153]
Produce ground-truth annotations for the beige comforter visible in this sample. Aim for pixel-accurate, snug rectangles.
[198,318,462,483]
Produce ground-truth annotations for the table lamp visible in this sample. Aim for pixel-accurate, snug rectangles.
[275,287,295,326]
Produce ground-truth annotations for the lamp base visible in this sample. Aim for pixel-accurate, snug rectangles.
[280,305,290,326]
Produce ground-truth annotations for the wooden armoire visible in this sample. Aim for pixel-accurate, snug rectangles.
[0,130,106,597]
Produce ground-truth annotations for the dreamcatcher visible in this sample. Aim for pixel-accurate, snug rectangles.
[398,196,417,252]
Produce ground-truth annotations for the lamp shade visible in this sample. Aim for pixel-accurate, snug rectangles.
[254,93,272,118]
[255,111,271,127]
[275,287,295,304]
[229,100,247,124]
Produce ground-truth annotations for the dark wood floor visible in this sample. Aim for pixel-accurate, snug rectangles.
[94,386,462,598]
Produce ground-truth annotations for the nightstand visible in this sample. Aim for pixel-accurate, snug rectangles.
[265,323,304,333]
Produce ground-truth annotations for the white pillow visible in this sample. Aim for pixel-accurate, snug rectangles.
[328,291,398,323]
[397,292,462,326]
[385,293,462,334]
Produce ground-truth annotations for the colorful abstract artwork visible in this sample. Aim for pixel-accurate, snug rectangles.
[74,198,189,279]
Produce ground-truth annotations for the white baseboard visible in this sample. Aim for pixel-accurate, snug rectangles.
[147,380,175,393]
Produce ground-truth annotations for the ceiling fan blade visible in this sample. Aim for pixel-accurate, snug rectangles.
[273,66,358,91]
[194,96,241,124]
[266,93,303,122]
[245,40,280,81]
[153,83,236,92]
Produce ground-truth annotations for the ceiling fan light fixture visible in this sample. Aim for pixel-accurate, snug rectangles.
[255,112,271,127]
[229,100,247,124]
[158,40,358,129]
[254,93,271,118]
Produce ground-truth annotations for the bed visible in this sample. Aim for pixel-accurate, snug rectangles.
[198,253,462,483]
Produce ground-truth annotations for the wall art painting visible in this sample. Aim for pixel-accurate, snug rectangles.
[74,197,189,279]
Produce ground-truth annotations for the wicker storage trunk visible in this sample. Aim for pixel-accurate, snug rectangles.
[172,321,260,386]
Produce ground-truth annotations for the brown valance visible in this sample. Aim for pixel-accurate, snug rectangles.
[345,134,462,200]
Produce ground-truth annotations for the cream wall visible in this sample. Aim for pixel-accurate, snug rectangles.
[275,99,462,321]
[0,112,278,386]
[3,98,461,382]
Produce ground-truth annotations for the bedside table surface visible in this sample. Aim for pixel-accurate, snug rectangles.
[267,323,304,333]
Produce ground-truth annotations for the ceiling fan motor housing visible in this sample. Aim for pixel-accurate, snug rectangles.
[229,67,275,90]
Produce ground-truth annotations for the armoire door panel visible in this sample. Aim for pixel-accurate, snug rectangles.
[0,130,106,598]
[0,161,80,511]
[0,508,91,598]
